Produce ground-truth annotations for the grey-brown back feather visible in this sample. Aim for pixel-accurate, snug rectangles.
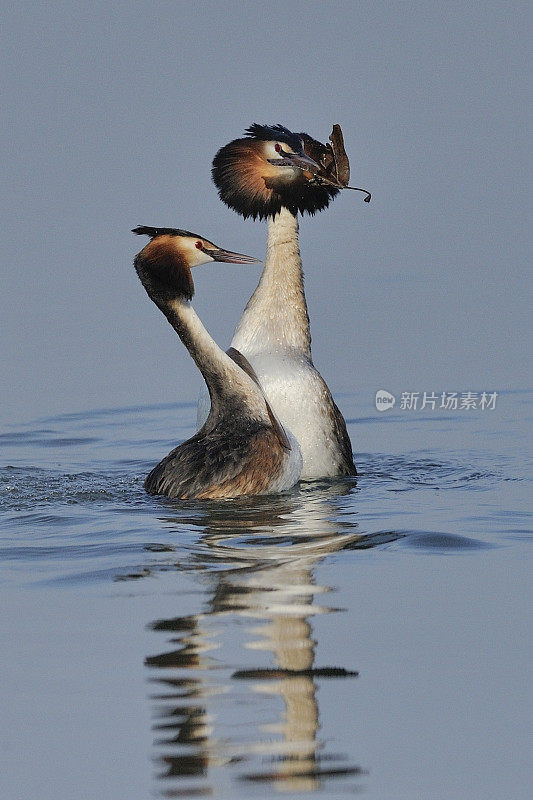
[144,414,285,499]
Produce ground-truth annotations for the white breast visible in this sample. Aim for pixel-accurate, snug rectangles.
[198,351,347,481]
[242,352,343,480]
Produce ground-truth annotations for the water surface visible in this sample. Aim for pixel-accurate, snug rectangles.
[1,391,531,799]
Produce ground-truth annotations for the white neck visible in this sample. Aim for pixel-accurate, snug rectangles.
[166,298,267,420]
[231,207,312,358]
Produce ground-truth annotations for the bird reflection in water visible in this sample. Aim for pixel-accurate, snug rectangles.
[145,480,367,797]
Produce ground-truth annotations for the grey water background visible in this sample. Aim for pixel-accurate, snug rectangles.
[1,2,532,799]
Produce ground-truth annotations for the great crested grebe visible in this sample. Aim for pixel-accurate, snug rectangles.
[133,225,302,500]
[208,123,370,479]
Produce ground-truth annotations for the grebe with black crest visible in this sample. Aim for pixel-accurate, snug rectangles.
[207,123,370,479]
[133,225,302,499]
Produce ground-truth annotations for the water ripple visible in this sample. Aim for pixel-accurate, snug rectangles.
[0,399,530,586]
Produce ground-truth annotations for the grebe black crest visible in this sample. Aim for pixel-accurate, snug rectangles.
[212,123,370,221]
[133,226,302,499]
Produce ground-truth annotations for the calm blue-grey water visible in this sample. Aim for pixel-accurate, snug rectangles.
[1,390,531,800]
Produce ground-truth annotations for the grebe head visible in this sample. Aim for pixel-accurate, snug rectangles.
[212,123,343,220]
[212,123,371,221]
[132,226,260,303]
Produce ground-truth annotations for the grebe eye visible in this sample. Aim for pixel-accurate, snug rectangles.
[195,241,203,250]
[274,143,282,153]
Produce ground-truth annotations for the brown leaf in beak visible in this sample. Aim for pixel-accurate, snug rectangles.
[329,124,351,186]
